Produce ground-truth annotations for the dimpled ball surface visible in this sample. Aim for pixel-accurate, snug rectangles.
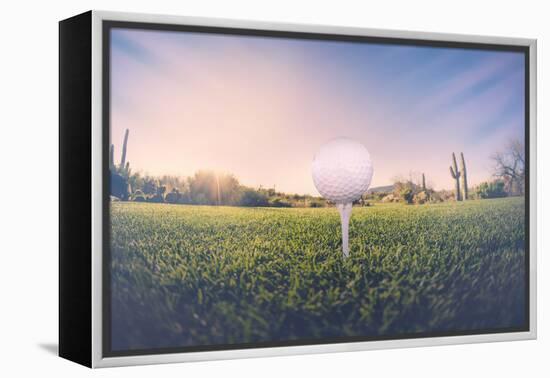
[312,138,373,204]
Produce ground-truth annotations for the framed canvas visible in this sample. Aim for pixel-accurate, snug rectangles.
[59,10,537,368]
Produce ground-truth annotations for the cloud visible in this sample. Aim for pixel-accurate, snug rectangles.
[110,29,526,193]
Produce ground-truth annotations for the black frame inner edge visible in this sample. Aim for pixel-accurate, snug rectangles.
[102,19,531,358]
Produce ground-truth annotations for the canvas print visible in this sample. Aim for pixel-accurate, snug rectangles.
[107,27,527,354]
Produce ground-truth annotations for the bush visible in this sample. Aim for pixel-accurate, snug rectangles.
[157,185,166,197]
[269,198,292,208]
[239,189,269,207]
[165,188,181,204]
[400,187,414,204]
[476,181,507,199]
[413,190,430,204]
[309,200,325,208]
[392,181,417,204]
[192,193,210,205]
[381,193,399,203]
[147,194,165,203]
[142,177,158,195]
[371,192,387,201]
[131,189,146,202]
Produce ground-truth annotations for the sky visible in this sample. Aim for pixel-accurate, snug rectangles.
[110,28,525,194]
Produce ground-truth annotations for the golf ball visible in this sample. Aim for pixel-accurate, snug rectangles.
[312,138,373,204]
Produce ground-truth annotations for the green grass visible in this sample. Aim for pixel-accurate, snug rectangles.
[110,197,526,351]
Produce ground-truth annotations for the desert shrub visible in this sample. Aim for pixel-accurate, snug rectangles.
[165,188,181,204]
[309,200,325,208]
[436,190,454,202]
[413,190,430,204]
[372,192,387,201]
[400,187,414,204]
[427,191,443,203]
[381,194,399,203]
[147,194,164,203]
[476,181,507,199]
[144,185,166,203]
[142,177,158,195]
[239,189,269,207]
[270,198,292,208]
[392,181,417,204]
[130,189,145,202]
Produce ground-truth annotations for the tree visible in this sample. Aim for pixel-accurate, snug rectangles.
[492,139,525,195]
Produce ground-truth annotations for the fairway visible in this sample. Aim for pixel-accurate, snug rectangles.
[110,198,526,351]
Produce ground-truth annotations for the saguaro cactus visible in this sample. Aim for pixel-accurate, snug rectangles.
[109,129,131,200]
[120,129,129,169]
[123,161,131,177]
[109,129,130,177]
[449,153,462,201]
[109,144,115,170]
[460,152,468,200]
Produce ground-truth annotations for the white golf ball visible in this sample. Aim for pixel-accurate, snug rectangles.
[312,138,373,204]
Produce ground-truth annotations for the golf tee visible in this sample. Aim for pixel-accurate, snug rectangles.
[336,202,353,258]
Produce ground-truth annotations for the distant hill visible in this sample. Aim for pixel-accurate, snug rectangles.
[367,185,394,194]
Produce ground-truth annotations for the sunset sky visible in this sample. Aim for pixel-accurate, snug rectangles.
[110,28,525,195]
